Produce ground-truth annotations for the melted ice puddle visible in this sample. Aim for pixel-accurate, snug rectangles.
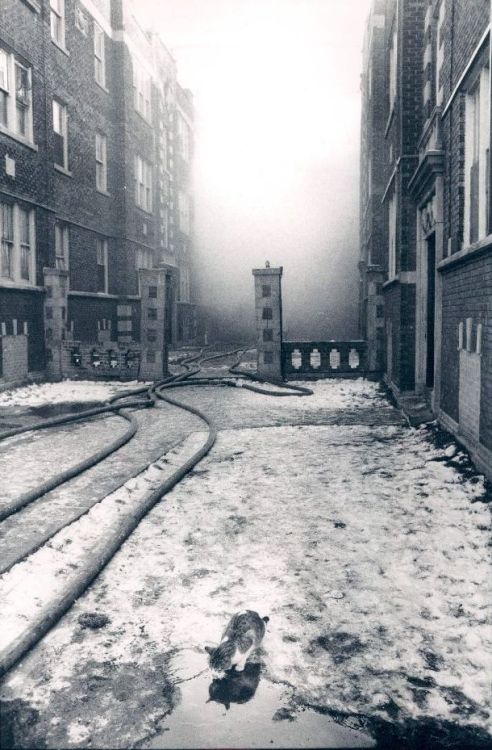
[145,650,374,749]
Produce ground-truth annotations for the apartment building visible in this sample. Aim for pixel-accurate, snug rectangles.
[360,0,492,479]
[0,0,197,382]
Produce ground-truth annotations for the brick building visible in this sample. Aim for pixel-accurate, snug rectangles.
[360,0,492,480]
[0,0,197,383]
[359,0,387,371]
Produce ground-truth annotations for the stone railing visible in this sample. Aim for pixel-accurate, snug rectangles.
[282,340,368,378]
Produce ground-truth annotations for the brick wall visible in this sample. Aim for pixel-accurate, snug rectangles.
[0,334,28,382]
[0,288,45,370]
[440,252,492,452]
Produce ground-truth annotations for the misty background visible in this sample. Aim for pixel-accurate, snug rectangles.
[139,0,372,341]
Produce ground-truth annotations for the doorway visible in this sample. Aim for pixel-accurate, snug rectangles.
[426,233,436,388]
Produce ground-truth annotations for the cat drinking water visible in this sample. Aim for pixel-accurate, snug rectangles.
[205,610,269,673]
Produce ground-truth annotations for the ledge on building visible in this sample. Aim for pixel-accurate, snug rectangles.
[0,126,38,152]
[54,164,72,178]
[68,290,119,299]
[20,0,41,11]
[51,39,70,57]
[0,281,45,293]
[438,234,492,272]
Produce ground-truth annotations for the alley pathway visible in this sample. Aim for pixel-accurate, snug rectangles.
[0,375,491,749]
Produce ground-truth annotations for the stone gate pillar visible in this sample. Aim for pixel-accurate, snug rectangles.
[252,264,283,379]
[43,267,69,378]
[139,268,168,380]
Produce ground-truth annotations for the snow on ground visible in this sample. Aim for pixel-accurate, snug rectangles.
[0,432,207,656]
[236,378,390,410]
[0,380,145,408]
[1,376,490,748]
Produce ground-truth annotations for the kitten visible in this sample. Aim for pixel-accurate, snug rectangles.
[205,610,269,673]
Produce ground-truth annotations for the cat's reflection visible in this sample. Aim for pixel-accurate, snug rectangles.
[207,662,262,710]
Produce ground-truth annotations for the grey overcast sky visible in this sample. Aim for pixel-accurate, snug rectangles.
[139,0,372,338]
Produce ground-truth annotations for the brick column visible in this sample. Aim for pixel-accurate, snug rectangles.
[139,268,168,380]
[252,264,283,379]
[43,267,68,378]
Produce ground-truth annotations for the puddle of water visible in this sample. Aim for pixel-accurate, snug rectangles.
[145,650,374,749]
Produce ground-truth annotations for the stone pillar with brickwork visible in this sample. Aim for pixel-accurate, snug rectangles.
[252,264,283,379]
[43,267,69,378]
[139,268,168,380]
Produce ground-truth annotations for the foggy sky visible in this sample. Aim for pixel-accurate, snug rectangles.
[138,0,372,339]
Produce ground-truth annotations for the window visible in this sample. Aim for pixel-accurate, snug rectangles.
[18,207,31,280]
[263,329,273,342]
[133,61,151,121]
[0,48,33,141]
[95,133,107,192]
[262,307,273,320]
[0,202,36,283]
[96,238,108,293]
[464,63,490,246]
[53,99,68,169]
[50,0,65,48]
[0,50,7,128]
[179,266,190,302]
[177,114,191,161]
[389,25,397,112]
[149,285,157,298]
[94,24,106,88]
[54,222,69,270]
[134,156,152,212]
[178,190,191,234]
[436,1,445,106]
[388,190,397,279]
[262,284,271,297]
[135,247,152,293]
[1,204,13,279]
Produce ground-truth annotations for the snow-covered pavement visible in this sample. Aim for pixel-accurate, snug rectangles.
[0,378,491,749]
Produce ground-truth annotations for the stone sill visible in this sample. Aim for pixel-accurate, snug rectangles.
[382,276,399,290]
[0,281,45,293]
[54,164,72,177]
[21,0,41,11]
[0,126,38,152]
[68,291,119,299]
[52,39,70,57]
[384,105,395,138]
[438,234,492,272]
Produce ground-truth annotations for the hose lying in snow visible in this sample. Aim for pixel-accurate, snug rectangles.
[0,393,217,678]
[0,397,156,523]
[0,347,310,522]
[0,346,313,676]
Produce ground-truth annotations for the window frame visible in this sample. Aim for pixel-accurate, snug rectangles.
[50,0,66,49]
[133,60,152,122]
[0,47,34,144]
[134,155,153,213]
[94,23,106,89]
[0,202,36,285]
[54,221,69,272]
[95,132,108,192]
[52,98,68,170]
[463,61,490,247]
[96,237,108,294]
[178,190,191,234]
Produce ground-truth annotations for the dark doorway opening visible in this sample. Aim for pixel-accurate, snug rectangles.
[426,233,436,388]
